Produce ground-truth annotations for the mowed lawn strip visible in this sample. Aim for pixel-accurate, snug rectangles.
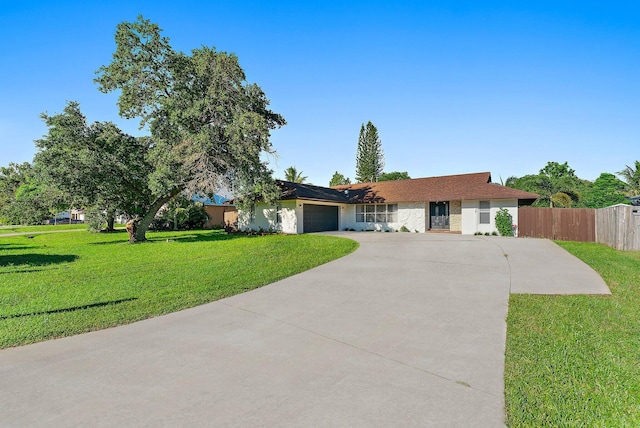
[505,241,640,427]
[0,230,358,348]
[0,224,89,234]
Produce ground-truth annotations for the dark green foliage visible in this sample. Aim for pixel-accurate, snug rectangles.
[495,208,514,236]
[150,197,208,231]
[91,16,284,241]
[35,103,150,222]
[0,163,31,221]
[581,173,628,208]
[378,171,410,181]
[508,161,638,209]
[329,171,351,187]
[355,121,384,183]
[0,162,69,225]
[507,161,581,207]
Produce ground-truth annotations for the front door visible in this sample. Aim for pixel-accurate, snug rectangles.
[430,202,450,229]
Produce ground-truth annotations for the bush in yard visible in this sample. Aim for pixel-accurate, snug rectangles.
[85,207,107,232]
[151,197,208,231]
[495,208,514,236]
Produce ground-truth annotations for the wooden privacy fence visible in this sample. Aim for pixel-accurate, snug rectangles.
[596,204,640,251]
[518,207,596,242]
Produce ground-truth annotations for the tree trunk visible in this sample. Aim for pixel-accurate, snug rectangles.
[129,187,184,243]
[106,215,115,232]
[125,219,137,243]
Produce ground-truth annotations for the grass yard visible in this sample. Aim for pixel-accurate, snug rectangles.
[0,223,89,233]
[505,241,640,426]
[0,229,358,348]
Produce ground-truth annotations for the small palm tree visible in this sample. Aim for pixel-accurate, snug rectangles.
[532,175,581,207]
[618,160,640,197]
[284,166,307,183]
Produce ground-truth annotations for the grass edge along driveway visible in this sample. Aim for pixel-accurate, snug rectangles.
[505,241,640,427]
[0,230,358,348]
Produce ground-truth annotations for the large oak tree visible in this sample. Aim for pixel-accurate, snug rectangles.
[36,16,285,242]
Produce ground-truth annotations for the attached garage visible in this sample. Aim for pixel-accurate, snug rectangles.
[303,204,339,233]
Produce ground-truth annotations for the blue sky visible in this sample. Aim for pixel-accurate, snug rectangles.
[1,1,638,186]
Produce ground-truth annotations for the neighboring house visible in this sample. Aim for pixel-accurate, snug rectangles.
[238,172,538,235]
[47,209,86,224]
[203,204,238,229]
[192,194,238,229]
[630,195,640,206]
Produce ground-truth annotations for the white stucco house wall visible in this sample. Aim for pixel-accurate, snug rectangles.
[239,172,538,235]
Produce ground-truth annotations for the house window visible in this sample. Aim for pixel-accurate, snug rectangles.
[479,201,490,224]
[355,204,398,223]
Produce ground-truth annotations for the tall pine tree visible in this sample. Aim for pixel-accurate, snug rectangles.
[355,121,384,183]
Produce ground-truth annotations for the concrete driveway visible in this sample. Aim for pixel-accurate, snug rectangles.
[0,233,609,427]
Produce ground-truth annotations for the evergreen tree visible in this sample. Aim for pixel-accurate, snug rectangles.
[329,171,350,186]
[355,121,384,183]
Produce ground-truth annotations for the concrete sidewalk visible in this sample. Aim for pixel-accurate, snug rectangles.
[0,234,609,427]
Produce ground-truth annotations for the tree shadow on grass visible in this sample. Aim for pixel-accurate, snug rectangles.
[158,230,241,244]
[0,297,138,320]
[89,229,242,245]
[0,243,33,250]
[0,253,78,267]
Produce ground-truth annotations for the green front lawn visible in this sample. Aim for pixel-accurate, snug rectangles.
[0,223,89,233]
[505,242,640,426]
[0,230,358,348]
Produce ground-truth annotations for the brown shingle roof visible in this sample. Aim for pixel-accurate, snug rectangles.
[332,172,538,203]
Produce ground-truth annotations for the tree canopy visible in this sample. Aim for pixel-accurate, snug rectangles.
[0,163,31,222]
[378,171,410,182]
[283,166,307,183]
[78,15,284,241]
[34,102,152,230]
[355,121,384,183]
[581,173,627,208]
[507,161,582,207]
[506,161,640,209]
[0,162,58,225]
[329,171,351,187]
